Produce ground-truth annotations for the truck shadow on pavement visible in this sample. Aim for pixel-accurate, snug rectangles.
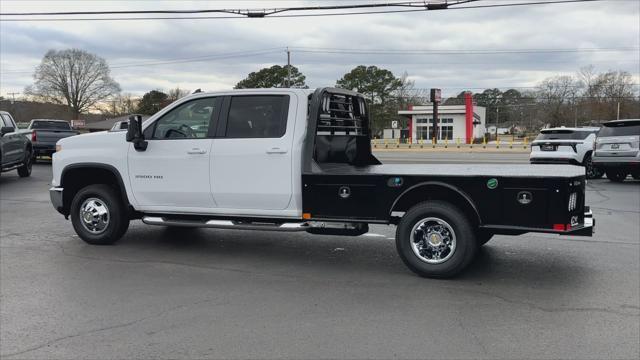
[69,223,592,288]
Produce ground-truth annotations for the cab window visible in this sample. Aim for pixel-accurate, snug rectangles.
[225,96,289,138]
[149,97,218,139]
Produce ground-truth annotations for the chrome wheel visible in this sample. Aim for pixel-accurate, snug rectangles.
[79,197,110,234]
[410,217,457,264]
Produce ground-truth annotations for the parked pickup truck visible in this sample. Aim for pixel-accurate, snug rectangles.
[1,111,33,178]
[27,119,78,161]
[50,88,594,278]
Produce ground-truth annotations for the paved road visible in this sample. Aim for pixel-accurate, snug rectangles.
[1,158,639,359]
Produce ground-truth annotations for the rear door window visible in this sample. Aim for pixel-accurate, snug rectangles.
[224,95,289,138]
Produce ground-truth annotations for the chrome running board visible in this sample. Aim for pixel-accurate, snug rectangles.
[142,216,310,232]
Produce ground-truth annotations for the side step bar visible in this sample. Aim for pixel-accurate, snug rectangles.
[142,216,310,232]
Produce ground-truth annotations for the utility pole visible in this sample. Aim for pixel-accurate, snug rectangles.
[617,101,620,120]
[495,106,499,142]
[286,47,291,88]
[7,92,19,104]
[430,89,441,144]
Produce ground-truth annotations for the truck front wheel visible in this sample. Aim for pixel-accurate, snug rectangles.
[70,184,129,245]
[396,201,477,278]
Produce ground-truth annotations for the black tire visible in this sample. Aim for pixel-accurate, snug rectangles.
[606,170,627,183]
[396,201,477,278]
[70,184,129,245]
[17,148,33,178]
[477,230,493,247]
[583,154,603,179]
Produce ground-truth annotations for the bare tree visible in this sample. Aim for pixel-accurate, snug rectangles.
[167,86,190,102]
[536,75,580,127]
[26,49,121,119]
[102,93,139,117]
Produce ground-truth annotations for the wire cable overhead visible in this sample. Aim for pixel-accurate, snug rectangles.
[0,0,609,21]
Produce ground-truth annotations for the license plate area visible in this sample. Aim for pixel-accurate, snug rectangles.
[541,144,556,151]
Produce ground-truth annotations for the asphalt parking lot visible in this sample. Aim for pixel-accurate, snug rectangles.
[1,154,639,359]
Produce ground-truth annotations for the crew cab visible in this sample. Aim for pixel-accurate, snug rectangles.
[50,88,594,278]
[530,127,602,179]
[27,119,78,161]
[1,110,33,178]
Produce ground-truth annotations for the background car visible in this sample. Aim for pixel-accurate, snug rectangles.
[0,111,33,178]
[27,119,78,162]
[529,127,602,179]
[593,119,640,182]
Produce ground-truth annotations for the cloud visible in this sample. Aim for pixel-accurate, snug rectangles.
[1,0,638,97]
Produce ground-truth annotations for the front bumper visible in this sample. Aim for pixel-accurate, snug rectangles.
[49,187,65,215]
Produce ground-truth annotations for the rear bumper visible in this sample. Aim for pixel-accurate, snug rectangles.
[592,157,640,170]
[481,209,594,237]
[34,144,56,155]
[530,158,581,166]
[49,187,65,215]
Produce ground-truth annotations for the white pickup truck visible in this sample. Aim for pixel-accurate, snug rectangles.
[51,88,594,278]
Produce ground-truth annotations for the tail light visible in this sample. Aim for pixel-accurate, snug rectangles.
[31,131,37,142]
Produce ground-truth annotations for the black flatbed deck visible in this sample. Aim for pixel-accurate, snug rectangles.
[315,163,586,178]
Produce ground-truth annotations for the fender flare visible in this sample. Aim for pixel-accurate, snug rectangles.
[60,162,131,208]
[389,181,482,224]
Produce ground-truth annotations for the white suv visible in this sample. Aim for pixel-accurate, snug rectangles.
[530,127,602,179]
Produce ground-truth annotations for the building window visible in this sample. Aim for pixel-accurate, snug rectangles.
[441,126,453,140]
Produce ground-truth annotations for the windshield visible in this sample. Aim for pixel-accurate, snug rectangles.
[535,130,594,140]
[30,121,71,130]
[598,122,640,137]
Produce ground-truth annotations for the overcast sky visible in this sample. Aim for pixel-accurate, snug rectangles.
[1,0,639,98]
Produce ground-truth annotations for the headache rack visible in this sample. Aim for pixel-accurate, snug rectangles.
[317,92,368,136]
[303,87,380,172]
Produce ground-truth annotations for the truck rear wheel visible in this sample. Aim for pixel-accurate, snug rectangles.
[606,170,627,183]
[396,201,477,278]
[70,184,129,245]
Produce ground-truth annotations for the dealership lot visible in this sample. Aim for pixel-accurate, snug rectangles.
[1,154,639,359]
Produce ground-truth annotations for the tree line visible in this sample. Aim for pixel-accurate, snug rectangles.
[12,48,639,134]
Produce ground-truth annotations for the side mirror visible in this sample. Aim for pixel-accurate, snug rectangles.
[1,126,15,136]
[126,115,148,151]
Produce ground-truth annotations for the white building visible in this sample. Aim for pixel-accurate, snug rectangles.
[398,99,486,144]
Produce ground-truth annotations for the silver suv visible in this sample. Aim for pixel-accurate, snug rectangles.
[530,127,602,179]
[593,119,640,182]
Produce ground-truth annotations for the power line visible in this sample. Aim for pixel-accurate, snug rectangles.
[0,48,285,74]
[4,45,636,75]
[0,0,610,21]
[290,46,639,55]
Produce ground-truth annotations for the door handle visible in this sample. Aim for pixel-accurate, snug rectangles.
[187,148,206,154]
[266,147,287,154]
